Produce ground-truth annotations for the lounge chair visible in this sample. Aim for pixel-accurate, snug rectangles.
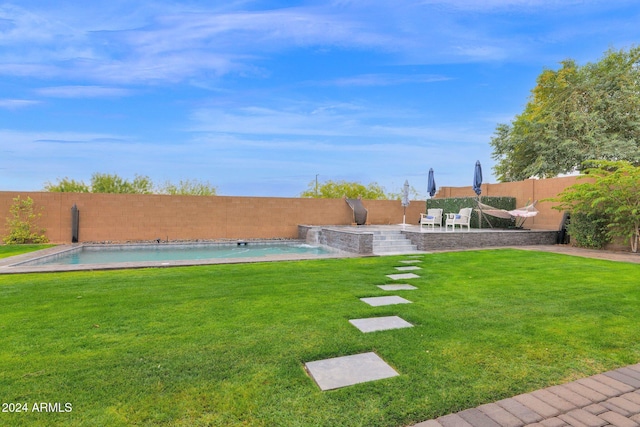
[419,208,443,231]
[445,207,473,231]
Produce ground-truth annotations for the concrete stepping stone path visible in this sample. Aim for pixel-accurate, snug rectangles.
[360,295,412,306]
[305,255,425,391]
[349,316,413,333]
[387,273,420,280]
[395,266,421,271]
[377,284,418,291]
[305,352,399,391]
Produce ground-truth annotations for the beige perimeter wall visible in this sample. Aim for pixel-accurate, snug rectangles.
[0,176,580,244]
[436,175,582,230]
[0,192,427,244]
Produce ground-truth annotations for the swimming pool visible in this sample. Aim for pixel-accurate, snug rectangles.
[15,241,337,267]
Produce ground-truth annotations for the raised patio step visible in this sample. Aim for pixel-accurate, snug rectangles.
[372,230,418,255]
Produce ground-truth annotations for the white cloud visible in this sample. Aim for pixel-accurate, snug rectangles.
[328,73,452,86]
[0,99,40,109]
[190,105,361,137]
[35,85,133,98]
[416,0,620,11]
[187,101,491,155]
[1,0,636,86]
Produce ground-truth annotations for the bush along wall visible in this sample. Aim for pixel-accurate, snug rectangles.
[426,197,516,229]
[566,212,611,249]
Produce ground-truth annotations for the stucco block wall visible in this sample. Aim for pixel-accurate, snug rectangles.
[0,192,426,244]
[0,176,583,243]
[437,176,583,230]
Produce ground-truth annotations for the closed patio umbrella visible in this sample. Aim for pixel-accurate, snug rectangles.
[473,160,491,228]
[401,180,410,226]
[473,160,482,196]
[427,168,436,198]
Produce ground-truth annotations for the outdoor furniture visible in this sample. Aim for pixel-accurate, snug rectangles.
[445,208,472,231]
[420,208,443,231]
[345,197,368,225]
[476,200,539,229]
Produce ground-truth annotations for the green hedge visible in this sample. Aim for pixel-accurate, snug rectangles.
[426,197,516,229]
[567,212,611,249]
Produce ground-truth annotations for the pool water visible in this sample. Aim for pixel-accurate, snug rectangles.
[27,242,333,266]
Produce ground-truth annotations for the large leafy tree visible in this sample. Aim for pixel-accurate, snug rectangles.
[300,180,387,199]
[551,160,640,252]
[491,47,640,181]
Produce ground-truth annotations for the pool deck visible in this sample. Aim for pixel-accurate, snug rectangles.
[2,225,639,273]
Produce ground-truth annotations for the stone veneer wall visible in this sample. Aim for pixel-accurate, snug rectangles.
[300,225,558,254]
[403,229,558,251]
[299,226,374,254]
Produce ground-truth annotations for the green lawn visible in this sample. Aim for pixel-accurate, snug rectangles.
[0,244,55,259]
[1,249,639,426]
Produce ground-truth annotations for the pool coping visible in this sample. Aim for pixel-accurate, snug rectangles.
[0,241,360,274]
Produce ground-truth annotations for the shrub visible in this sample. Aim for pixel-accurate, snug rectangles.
[3,196,49,244]
[567,212,610,249]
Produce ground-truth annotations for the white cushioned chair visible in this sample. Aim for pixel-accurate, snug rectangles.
[445,207,473,232]
[419,208,443,231]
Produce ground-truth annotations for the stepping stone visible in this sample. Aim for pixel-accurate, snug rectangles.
[387,273,420,280]
[395,266,421,271]
[360,296,412,306]
[399,260,422,264]
[377,284,418,291]
[349,316,413,333]
[305,352,399,391]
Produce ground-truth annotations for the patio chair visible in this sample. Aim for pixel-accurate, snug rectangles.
[419,208,443,231]
[445,207,473,232]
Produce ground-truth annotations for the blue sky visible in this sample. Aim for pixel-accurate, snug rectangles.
[1,0,639,197]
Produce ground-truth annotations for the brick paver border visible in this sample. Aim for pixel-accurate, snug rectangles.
[411,364,640,427]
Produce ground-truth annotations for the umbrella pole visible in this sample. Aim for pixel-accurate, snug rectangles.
[477,196,493,229]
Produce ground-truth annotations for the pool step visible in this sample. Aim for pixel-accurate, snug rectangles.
[372,230,419,255]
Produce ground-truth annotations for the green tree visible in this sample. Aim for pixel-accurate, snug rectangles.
[551,160,640,252]
[387,184,421,201]
[491,47,640,181]
[43,177,90,192]
[3,196,49,244]
[158,179,217,196]
[300,180,387,199]
[45,173,218,196]
[91,173,153,194]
